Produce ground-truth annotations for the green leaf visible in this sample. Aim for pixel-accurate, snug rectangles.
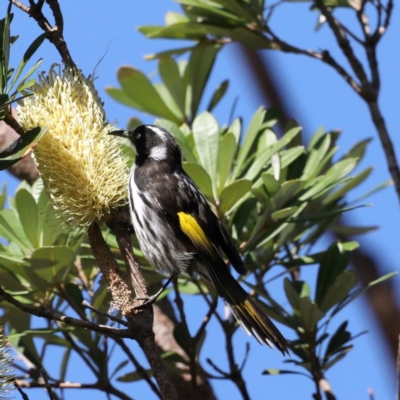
[173,322,191,355]
[117,369,153,382]
[341,138,371,161]
[229,117,241,144]
[182,162,213,199]
[144,45,194,61]
[179,0,246,22]
[230,26,273,49]
[140,21,231,40]
[154,83,184,120]
[39,197,64,247]
[315,242,350,306]
[30,246,75,283]
[165,11,190,25]
[233,107,265,179]
[301,134,331,180]
[300,158,359,201]
[324,321,351,360]
[331,225,378,235]
[60,347,72,382]
[64,282,85,315]
[192,112,219,192]
[207,79,229,112]
[116,66,180,122]
[277,146,305,170]
[322,167,373,204]
[0,209,31,251]
[189,44,219,117]
[106,87,143,109]
[244,126,300,181]
[319,270,357,312]
[332,272,397,316]
[262,173,280,197]
[217,132,236,191]
[351,179,393,204]
[298,297,324,331]
[8,33,46,94]
[0,126,47,170]
[15,188,39,248]
[271,206,299,220]
[159,57,186,115]
[263,369,310,377]
[219,179,252,214]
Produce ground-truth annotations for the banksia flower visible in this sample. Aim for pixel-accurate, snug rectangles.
[17,66,128,230]
[0,330,14,399]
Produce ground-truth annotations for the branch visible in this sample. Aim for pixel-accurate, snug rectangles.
[15,379,133,400]
[262,26,363,95]
[356,5,380,92]
[40,369,55,400]
[0,285,132,338]
[13,380,29,400]
[0,109,39,184]
[3,110,24,135]
[104,215,178,400]
[10,0,75,67]
[313,0,373,98]
[115,338,162,399]
[173,281,197,395]
[82,300,128,327]
[367,100,400,207]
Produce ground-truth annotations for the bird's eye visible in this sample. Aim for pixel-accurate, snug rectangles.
[135,133,141,139]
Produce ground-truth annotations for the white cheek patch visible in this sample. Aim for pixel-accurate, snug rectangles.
[149,145,167,161]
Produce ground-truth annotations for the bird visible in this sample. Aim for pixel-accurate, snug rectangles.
[109,124,289,354]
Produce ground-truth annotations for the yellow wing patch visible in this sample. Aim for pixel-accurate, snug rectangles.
[178,212,215,255]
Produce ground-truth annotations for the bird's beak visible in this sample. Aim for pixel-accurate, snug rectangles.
[108,130,129,138]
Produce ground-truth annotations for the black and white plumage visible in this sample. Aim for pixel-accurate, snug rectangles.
[109,125,288,353]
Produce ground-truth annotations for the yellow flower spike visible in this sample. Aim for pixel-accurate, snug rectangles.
[17,66,128,230]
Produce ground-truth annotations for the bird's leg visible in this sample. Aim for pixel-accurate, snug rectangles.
[133,273,178,309]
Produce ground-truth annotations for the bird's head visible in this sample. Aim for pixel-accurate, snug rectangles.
[109,125,181,164]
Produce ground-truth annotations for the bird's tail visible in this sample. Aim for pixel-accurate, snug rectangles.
[207,264,289,354]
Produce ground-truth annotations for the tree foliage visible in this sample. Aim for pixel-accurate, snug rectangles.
[0,1,395,400]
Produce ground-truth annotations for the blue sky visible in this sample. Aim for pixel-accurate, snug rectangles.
[2,1,399,399]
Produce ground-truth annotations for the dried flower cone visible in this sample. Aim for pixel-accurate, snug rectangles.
[0,329,14,397]
[17,67,128,230]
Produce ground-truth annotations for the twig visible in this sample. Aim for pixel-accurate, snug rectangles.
[262,25,363,95]
[0,285,132,338]
[61,331,99,376]
[14,380,98,389]
[40,369,55,400]
[115,338,162,399]
[82,300,128,327]
[173,281,197,399]
[314,0,371,94]
[319,378,336,400]
[239,342,250,372]
[3,110,24,135]
[206,358,228,377]
[10,0,75,67]
[74,257,93,296]
[193,297,218,344]
[367,100,400,206]
[16,378,133,400]
[13,379,30,400]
